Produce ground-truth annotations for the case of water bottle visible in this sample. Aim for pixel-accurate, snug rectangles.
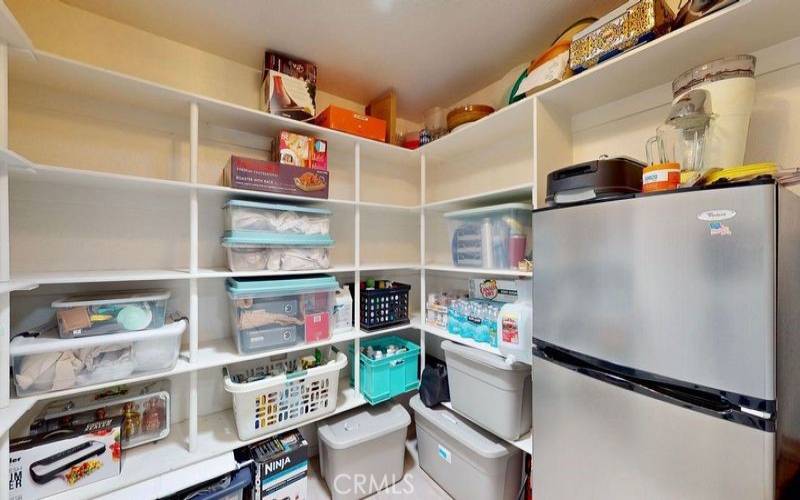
[446,298,503,347]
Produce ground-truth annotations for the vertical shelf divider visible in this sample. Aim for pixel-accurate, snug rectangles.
[188,101,199,452]
[419,153,426,373]
[0,40,10,500]
[353,142,361,394]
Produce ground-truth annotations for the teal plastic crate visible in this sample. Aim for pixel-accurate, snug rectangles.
[348,336,420,405]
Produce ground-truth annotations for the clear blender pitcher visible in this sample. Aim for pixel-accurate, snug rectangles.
[646,89,712,179]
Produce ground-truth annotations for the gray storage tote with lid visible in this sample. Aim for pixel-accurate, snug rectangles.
[318,402,411,500]
[441,340,532,440]
[410,395,523,500]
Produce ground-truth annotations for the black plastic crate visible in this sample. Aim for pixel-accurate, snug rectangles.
[349,282,411,331]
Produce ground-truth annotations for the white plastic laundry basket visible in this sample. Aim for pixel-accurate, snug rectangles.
[223,350,348,440]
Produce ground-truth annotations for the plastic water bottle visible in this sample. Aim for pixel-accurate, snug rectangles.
[497,279,532,364]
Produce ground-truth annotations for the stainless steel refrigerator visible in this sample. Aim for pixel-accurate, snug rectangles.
[531,181,800,500]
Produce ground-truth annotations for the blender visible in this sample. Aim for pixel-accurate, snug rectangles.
[672,55,757,170]
[646,88,712,186]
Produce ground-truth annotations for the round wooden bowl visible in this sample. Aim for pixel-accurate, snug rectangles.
[447,104,495,131]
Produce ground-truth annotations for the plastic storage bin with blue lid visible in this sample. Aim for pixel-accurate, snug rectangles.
[444,203,532,270]
[226,275,340,355]
[223,199,332,235]
[221,231,334,272]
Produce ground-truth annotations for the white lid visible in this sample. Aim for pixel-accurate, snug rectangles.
[440,341,528,371]
[10,320,186,356]
[444,203,532,219]
[52,289,171,308]
[318,403,410,450]
[409,395,515,459]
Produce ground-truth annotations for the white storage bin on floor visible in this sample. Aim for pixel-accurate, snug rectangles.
[224,200,331,235]
[410,395,522,500]
[317,403,410,500]
[444,203,532,269]
[441,340,531,440]
[223,350,347,440]
[10,320,186,396]
[222,232,333,272]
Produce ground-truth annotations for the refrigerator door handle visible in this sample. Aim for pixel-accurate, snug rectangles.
[534,345,761,422]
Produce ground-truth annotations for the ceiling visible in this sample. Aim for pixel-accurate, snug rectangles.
[62,0,619,120]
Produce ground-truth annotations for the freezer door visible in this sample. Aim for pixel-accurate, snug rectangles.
[533,357,775,500]
[533,183,776,400]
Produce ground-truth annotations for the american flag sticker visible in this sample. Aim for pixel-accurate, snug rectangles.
[709,222,732,236]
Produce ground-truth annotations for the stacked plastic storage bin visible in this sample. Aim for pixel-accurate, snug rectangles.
[226,276,339,354]
[10,290,186,396]
[349,335,420,404]
[222,200,334,272]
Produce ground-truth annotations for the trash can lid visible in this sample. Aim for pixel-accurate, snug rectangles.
[318,402,411,450]
[409,395,516,459]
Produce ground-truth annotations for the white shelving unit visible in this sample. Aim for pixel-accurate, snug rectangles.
[2,0,800,497]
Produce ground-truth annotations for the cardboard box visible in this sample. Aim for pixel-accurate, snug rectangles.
[247,430,308,500]
[569,0,673,73]
[263,51,317,86]
[275,131,328,170]
[260,70,316,121]
[9,417,122,500]
[315,105,387,142]
[366,90,397,143]
[468,278,519,303]
[224,155,329,199]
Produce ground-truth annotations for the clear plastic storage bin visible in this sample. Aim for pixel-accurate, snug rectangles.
[52,289,170,338]
[222,232,333,272]
[226,276,339,355]
[10,320,186,396]
[224,200,331,235]
[444,203,532,269]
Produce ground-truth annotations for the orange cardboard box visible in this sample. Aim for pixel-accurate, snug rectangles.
[315,105,387,142]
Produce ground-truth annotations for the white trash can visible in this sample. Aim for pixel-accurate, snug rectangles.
[441,340,532,440]
[410,395,523,500]
[318,402,411,500]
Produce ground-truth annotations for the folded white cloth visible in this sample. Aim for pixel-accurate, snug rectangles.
[16,350,84,391]
[15,344,133,392]
[231,209,329,235]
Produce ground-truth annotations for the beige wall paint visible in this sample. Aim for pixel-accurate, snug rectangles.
[7,0,419,132]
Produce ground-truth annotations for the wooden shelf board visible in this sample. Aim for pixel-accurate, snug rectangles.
[11,269,192,285]
[192,266,357,279]
[425,264,532,277]
[9,50,411,164]
[424,183,533,211]
[45,385,365,500]
[537,0,798,116]
[423,323,504,357]
[417,97,535,160]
